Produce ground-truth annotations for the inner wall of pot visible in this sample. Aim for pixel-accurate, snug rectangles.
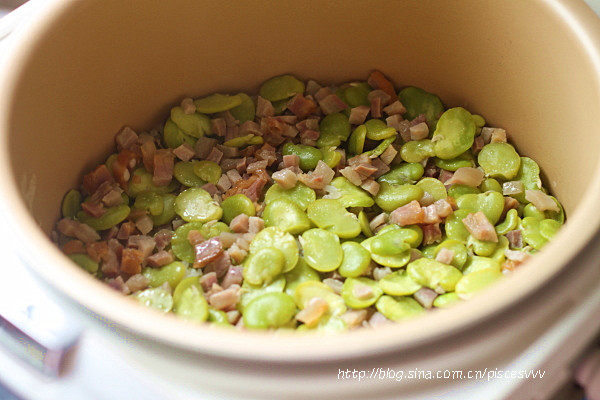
[6,0,600,232]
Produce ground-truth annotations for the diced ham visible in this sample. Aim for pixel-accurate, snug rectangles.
[386,114,405,133]
[340,166,363,186]
[139,134,156,172]
[297,160,335,190]
[57,218,100,243]
[433,198,454,218]
[154,229,173,251]
[525,190,559,212]
[502,181,524,196]
[230,213,250,233]
[505,249,530,262]
[208,284,241,311]
[420,191,435,207]
[341,309,368,329]
[296,297,329,326]
[506,230,523,249]
[247,160,268,174]
[383,100,406,116]
[128,235,156,257]
[135,215,154,235]
[323,278,344,295]
[367,70,397,101]
[422,223,443,245]
[370,158,390,178]
[305,80,322,96]
[173,143,195,162]
[248,217,265,234]
[481,127,505,144]
[348,105,370,125]
[361,179,380,196]
[225,174,268,203]
[423,161,439,178]
[100,247,119,277]
[202,183,219,197]
[369,213,388,232]
[438,169,454,184]
[117,221,137,240]
[314,87,334,102]
[107,276,130,295]
[373,266,392,281]
[255,143,278,166]
[216,174,232,192]
[296,118,319,133]
[409,122,429,141]
[146,250,174,267]
[368,311,392,328]
[81,200,106,218]
[490,128,507,143]
[120,248,144,275]
[227,243,248,265]
[390,200,425,226]
[104,225,119,241]
[194,238,223,268]
[187,230,206,247]
[444,167,484,187]
[410,114,427,127]
[101,187,124,207]
[300,129,320,146]
[206,147,224,164]
[272,168,298,189]
[318,94,347,115]
[462,212,498,242]
[113,149,138,188]
[63,239,86,255]
[125,274,150,292]
[261,117,287,146]
[218,232,238,248]
[435,248,455,265]
[217,144,241,159]
[352,282,374,300]
[115,126,138,151]
[181,97,196,114]
[220,158,239,171]
[195,136,218,159]
[82,165,113,195]
[227,310,241,325]
[422,204,442,224]
[256,96,275,118]
[472,135,485,154]
[152,149,174,186]
[287,94,317,119]
[348,153,370,166]
[413,287,438,309]
[198,272,217,292]
[380,144,398,165]
[221,265,243,289]
[239,120,261,136]
[226,169,243,184]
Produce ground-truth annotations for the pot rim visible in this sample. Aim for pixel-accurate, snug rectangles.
[1,0,599,362]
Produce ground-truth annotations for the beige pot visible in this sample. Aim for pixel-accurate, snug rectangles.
[1,0,600,398]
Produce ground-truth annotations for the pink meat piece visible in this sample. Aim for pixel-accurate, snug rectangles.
[409,122,429,141]
[199,272,218,292]
[206,147,224,164]
[314,87,334,102]
[390,200,425,226]
[248,217,264,234]
[255,143,278,166]
[139,134,156,172]
[370,158,390,178]
[444,167,484,188]
[283,154,300,169]
[81,201,106,218]
[287,94,317,119]
[438,169,454,184]
[435,248,455,265]
[202,183,219,197]
[525,190,559,212]
[152,149,174,187]
[208,284,241,311]
[422,223,443,245]
[370,96,383,119]
[296,118,319,132]
[318,94,348,115]
[146,250,174,267]
[297,160,335,190]
[229,213,250,233]
[194,238,223,268]
[256,96,275,118]
[117,222,137,240]
[153,229,173,251]
[272,168,298,189]
[300,129,320,146]
[115,126,138,151]
[380,144,398,165]
[173,144,196,162]
[383,100,406,116]
[462,212,498,242]
[505,230,523,249]
[135,215,154,235]
[204,252,232,278]
[57,218,100,243]
[128,235,157,258]
[195,136,218,159]
[360,179,380,196]
[216,174,232,192]
[348,105,370,125]
[125,274,150,293]
[221,265,243,289]
[211,118,227,137]
[422,204,442,224]
[433,198,454,218]
[472,135,485,154]
[82,164,114,195]
[340,166,363,186]
[107,276,130,295]
[413,287,438,309]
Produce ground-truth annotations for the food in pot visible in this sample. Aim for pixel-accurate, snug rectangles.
[53,71,565,331]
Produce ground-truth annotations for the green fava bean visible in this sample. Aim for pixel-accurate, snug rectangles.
[421,244,438,259]
[370,229,412,256]
[496,209,520,235]
[77,204,130,231]
[343,82,371,107]
[194,93,243,114]
[282,143,323,171]
[223,134,263,148]
[520,217,548,250]
[68,254,99,274]
[462,255,501,275]
[171,221,230,263]
[317,113,351,147]
[307,200,361,239]
[455,268,502,300]
[478,143,521,180]
[456,191,505,224]
[127,168,178,197]
[523,198,564,224]
[62,189,82,218]
[378,163,424,185]
[490,236,510,263]
[434,152,474,171]
[264,182,316,211]
[136,287,173,312]
[540,219,561,240]
[480,178,503,193]
[142,261,186,288]
[173,276,200,304]
[229,93,255,123]
[163,119,197,149]
[447,184,481,198]
[174,188,222,223]
[365,119,396,140]
[368,136,396,158]
[406,258,463,292]
[339,241,372,278]
[467,235,497,257]
[375,295,424,321]
[398,86,444,128]
[342,278,383,309]
[361,236,410,268]
[320,146,343,168]
[170,108,211,138]
[378,270,422,296]
[400,139,435,163]
[433,292,461,308]
[374,182,424,212]
[432,107,476,160]
[284,258,320,296]
[193,160,222,184]
[173,285,209,323]
[133,192,164,216]
[301,229,343,272]
[259,75,305,102]
[243,292,297,329]
[173,161,205,187]
[347,124,367,155]
[250,227,299,272]
[416,177,447,201]
[444,209,470,242]
[240,277,286,311]
[434,240,468,270]
[330,177,374,208]
[513,157,542,202]
[243,247,286,286]
[358,211,374,237]
[220,194,256,224]
[263,197,310,234]
[208,308,231,326]
[294,281,346,316]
